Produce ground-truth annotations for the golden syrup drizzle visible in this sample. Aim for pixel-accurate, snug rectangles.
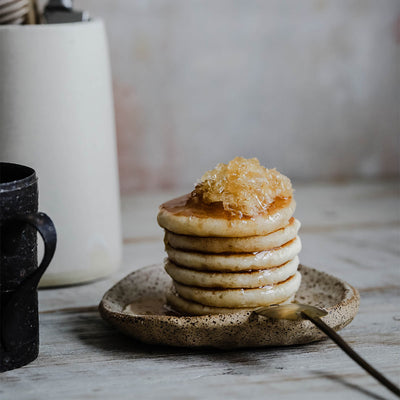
[123,296,180,316]
[161,193,292,220]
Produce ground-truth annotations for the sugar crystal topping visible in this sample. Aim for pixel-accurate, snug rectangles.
[192,157,293,217]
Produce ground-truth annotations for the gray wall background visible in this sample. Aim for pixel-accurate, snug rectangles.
[51,0,400,191]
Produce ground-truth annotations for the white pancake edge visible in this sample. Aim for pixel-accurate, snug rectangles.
[166,288,297,316]
[173,271,301,308]
[164,218,301,253]
[166,236,301,272]
[165,256,299,289]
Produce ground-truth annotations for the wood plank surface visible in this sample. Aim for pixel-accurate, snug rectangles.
[1,180,399,400]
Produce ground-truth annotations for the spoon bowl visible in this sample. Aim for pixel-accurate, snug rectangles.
[254,303,328,321]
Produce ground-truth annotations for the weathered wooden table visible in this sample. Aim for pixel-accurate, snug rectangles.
[1,181,399,399]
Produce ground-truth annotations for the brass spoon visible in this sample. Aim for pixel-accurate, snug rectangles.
[254,304,400,397]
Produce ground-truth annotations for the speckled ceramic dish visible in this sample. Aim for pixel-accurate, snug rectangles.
[99,264,359,349]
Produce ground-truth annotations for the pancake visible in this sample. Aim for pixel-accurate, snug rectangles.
[157,194,296,237]
[173,272,301,308]
[164,218,300,253]
[166,288,295,316]
[158,157,302,315]
[165,237,301,272]
[164,256,299,289]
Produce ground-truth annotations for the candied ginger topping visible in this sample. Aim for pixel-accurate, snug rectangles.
[192,157,293,217]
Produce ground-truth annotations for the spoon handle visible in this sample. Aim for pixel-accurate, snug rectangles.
[301,311,400,397]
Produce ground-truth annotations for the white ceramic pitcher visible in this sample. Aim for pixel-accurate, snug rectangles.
[0,20,122,286]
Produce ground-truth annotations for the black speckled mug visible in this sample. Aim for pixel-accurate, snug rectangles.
[0,163,57,372]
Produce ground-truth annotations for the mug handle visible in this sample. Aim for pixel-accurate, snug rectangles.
[1,212,57,351]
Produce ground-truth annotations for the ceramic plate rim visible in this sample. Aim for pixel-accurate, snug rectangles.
[99,263,360,346]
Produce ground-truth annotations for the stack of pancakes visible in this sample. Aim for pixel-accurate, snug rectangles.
[157,193,302,315]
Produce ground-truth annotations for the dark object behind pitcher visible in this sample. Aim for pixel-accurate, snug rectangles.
[0,162,56,372]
